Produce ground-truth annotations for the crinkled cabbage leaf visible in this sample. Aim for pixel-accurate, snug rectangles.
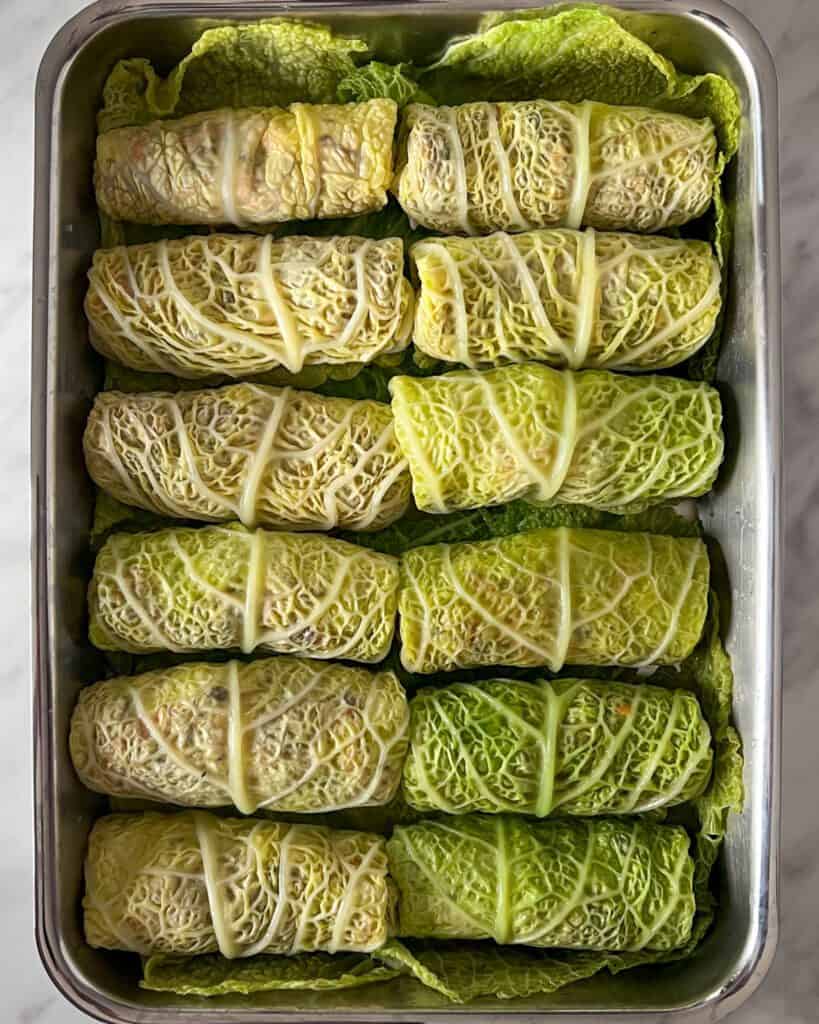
[85,234,413,377]
[398,527,709,674]
[375,595,743,1003]
[71,657,408,815]
[96,20,370,132]
[84,812,394,956]
[142,951,399,995]
[411,229,721,370]
[84,385,411,531]
[390,365,723,515]
[95,100,397,227]
[403,678,712,816]
[89,524,399,661]
[345,496,702,559]
[338,62,433,107]
[388,815,695,951]
[394,100,716,236]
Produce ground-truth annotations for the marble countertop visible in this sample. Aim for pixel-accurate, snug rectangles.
[6,0,815,1020]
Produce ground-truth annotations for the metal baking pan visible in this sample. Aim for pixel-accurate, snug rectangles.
[31,1,782,1020]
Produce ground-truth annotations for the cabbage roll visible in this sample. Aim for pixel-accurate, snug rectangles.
[388,816,695,951]
[389,364,723,514]
[84,812,394,956]
[403,678,712,817]
[89,524,399,662]
[398,527,709,674]
[95,100,397,226]
[85,234,413,377]
[394,101,716,235]
[84,385,411,531]
[71,658,408,815]
[411,230,721,370]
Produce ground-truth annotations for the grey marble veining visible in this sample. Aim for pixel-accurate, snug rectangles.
[4,0,817,1020]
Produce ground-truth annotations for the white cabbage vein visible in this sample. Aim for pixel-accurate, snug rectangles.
[403,678,713,816]
[398,527,709,674]
[390,364,723,515]
[71,657,409,814]
[85,234,413,377]
[94,100,397,226]
[84,384,411,531]
[388,815,695,951]
[411,228,721,369]
[89,524,400,662]
[84,812,393,957]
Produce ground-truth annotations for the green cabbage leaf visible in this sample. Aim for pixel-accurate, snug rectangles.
[394,99,717,236]
[403,677,712,816]
[142,951,399,995]
[387,815,695,951]
[398,527,709,674]
[97,20,370,132]
[84,812,394,957]
[95,100,397,227]
[89,524,399,662]
[86,235,413,377]
[71,657,408,815]
[411,230,721,371]
[84,384,411,532]
[390,365,723,515]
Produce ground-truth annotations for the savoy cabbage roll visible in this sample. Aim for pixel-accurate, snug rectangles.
[387,815,695,952]
[85,234,413,378]
[84,385,411,532]
[403,678,712,817]
[398,527,709,674]
[84,812,394,956]
[95,100,397,226]
[394,101,716,236]
[71,658,408,815]
[89,524,399,662]
[390,364,723,515]
[411,229,721,370]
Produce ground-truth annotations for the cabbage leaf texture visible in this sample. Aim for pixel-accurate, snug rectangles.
[390,364,723,514]
[85,234,413,376]
[398,526,709,674]
[394,100,716,236]
[84,812,394,956]
[70,657,408,815]
[411,229,721,370]
[95,100,397,226]
[89,524,399,661]
[403,678,712,816]
[84,385,411,531]
[387,815,695,951]
[142,951,400,995]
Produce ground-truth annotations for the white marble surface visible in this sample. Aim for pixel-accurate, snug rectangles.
[3,0,816,1019]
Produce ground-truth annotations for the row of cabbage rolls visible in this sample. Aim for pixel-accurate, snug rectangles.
[80,95,724,967]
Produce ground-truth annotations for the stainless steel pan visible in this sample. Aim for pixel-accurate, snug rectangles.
[31,1,782,1019]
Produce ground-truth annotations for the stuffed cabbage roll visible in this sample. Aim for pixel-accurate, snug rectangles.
[403,678,712,817]
[394,101,716,235]
[84,812,394,956]
[71,658,409,815]
[89,524,399,662]
[389,365,723,514]
[84,385,411,531]
[85,234,413,378]
[387,816,695,951]
[411,230,721,370]
[95,100,397,226]
[398,527,709,674]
